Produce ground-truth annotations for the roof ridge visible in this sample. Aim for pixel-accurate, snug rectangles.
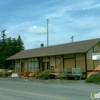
[25,38,100,51]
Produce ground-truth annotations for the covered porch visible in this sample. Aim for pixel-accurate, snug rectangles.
[14,53,87,78]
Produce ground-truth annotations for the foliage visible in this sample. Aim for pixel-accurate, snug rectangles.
[34,69,40,78]
[4,72,12,77]
[7,62,15,70]
[0,72,12,77]
[17,36,24,51]
[34,71,65,80]
[85,74,100,83]
[0,30,25,69]
[49,74,56,79]
[56,73,65,80]
[36,71,50,80]
[24,72,29,77]
[0,72,4,77]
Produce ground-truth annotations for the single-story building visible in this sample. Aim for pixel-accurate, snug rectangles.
[6,38,100,78]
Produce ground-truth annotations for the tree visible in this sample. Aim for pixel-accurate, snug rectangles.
[0,30,7,69]
[17,35,24,51]
[0,30,25,69]
[1,30,6,44]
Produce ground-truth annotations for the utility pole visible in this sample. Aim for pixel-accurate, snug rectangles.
[71,36,74,42]
[47,19,49,47]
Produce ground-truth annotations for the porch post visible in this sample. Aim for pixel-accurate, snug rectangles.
[55,56,56,68]
[61,55,64,69]
[75,54,76,68]
[84,53,87,78]
[47,56,50,70]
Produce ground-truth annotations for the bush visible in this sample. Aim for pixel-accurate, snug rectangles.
[0,71,12,77]
[56,73,65,80]
[49,74,56,79]
[85,74,100,83]
[6,72,12,77]
[24,72,29,77]
[3,72,12,77]
[0,72,3,77]
[34,69,40,78]
[37,71,50,80]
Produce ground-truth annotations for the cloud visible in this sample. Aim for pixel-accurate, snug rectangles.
[83,3,100,10]
[24,26,46,34]
[0,0,100,50]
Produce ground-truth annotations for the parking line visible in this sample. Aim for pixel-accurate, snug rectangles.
[0,87,68,100]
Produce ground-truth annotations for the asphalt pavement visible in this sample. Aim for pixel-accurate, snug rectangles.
[0,77,100,100]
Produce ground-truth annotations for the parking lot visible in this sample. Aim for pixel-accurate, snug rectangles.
[0,78,99,100]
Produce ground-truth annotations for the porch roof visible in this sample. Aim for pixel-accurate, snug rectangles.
[7,38,100,60]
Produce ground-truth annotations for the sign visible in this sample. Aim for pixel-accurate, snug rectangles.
[92,52,100,60]
[11,73,19,77]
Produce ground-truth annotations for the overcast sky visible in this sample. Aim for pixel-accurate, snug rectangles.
[0,0,100,49]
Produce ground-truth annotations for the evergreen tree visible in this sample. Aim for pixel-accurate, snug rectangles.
[17,35,24,51]
[0,30,25,69]
[0,30,7,69]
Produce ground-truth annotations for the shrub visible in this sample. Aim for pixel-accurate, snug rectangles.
[49,74,56,79]
[0,72,3,77]
[85,74,100,83]
[3,72,12,77]
[56,73,65,80]
[24,72,29,77]
[0,71,12,77]
[34,69,40,78]
[8,72,12,76]
[37,71,50,80]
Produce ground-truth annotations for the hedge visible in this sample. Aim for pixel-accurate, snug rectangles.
[85,74,100,83]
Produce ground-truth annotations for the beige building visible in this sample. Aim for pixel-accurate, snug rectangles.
[7,38,100,78]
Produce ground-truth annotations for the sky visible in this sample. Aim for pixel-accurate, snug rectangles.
[0,0,100,50]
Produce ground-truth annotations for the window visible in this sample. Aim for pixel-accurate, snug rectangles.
[16,62,20,72]
[28,61,38,72]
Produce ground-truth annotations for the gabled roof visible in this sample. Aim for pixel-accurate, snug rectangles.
[7,38,100,60]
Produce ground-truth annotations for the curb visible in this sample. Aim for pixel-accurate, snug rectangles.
[0,77,86,84]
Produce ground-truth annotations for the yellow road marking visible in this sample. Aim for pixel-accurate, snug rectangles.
[0,87,68,100]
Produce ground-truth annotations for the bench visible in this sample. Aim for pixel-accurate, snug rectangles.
[62,68,82,80]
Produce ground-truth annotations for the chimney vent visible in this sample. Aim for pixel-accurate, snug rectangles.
[41,44,44,47]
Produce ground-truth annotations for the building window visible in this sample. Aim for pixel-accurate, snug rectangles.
[16,62,20,72]
[28,61,38,72]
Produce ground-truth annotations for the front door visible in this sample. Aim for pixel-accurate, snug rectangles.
[21,62,24,73]
[42,62,50,71]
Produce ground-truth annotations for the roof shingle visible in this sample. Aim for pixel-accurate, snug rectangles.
[6,38,100,60]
